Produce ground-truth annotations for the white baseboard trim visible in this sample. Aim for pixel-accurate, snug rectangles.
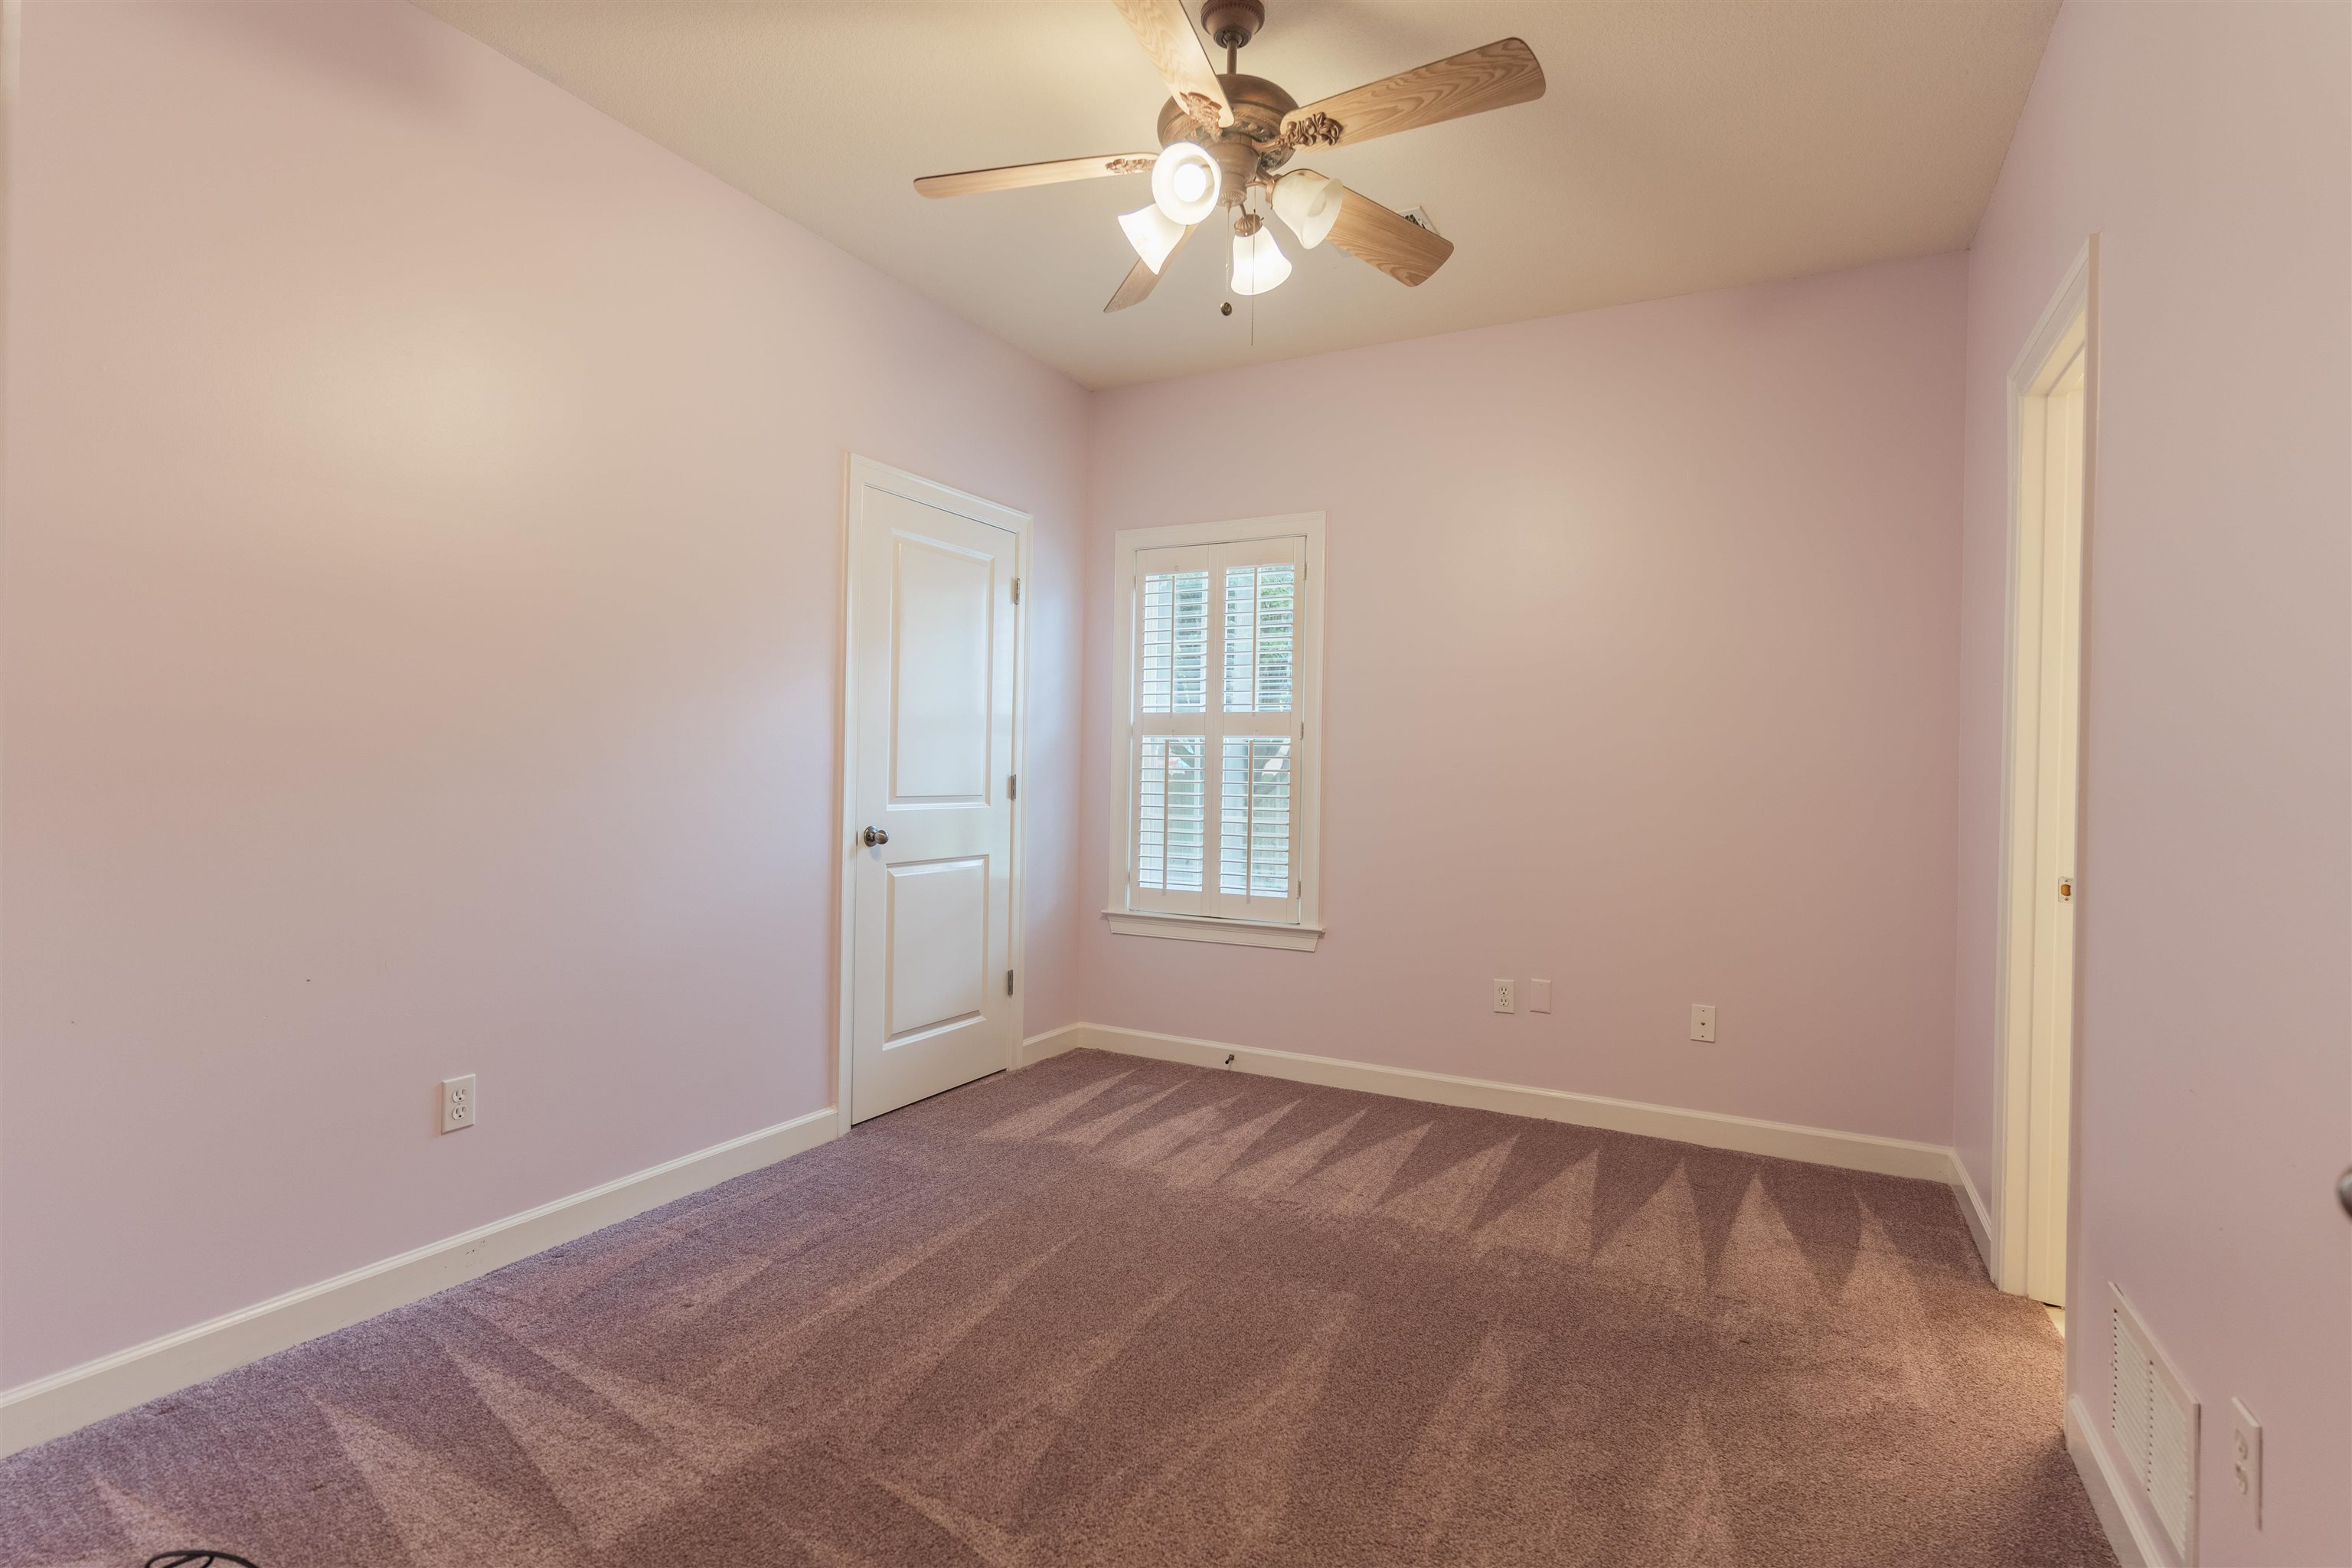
[1033,1022,1954,1182]
[1019,1021,1089,1066]
[0,1106,838,1458]
[2066,1393,2160,1567]
[1952,1152,1998,1278]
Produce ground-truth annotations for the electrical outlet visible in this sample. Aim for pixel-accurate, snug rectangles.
[2230,1397,2262,1526]
[441,1074,477,1133]
[1528,978,1553,1014]
[1492,979,1515,1014]
[1690,1004,1717,1043]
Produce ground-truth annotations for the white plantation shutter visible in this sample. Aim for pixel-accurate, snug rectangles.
[1220,736,1292,900]
[1133,735,1207,896]
[1139,567,1210,716]
[1128,537,1305,922]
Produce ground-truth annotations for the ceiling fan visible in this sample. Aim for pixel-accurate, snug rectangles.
[913,0,1545,313]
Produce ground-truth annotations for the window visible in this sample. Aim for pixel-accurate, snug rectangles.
[1106,514,1323,950]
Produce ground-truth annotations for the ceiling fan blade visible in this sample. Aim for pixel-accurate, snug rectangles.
[1317,181,1454,286]
[915,152,1160,200]
[1110,0,1234,129]
[1282,38,1543,150]
[1105,223,1198,312]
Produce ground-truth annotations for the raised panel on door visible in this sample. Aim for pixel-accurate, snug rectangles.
[849,481,1018,1123]
[891,537,994,805]
[885,856,990,1043]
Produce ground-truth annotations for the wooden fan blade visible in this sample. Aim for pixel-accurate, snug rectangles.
[1317,180,1454,286]
[1110,0,1233,129]
[1105,223,1198,312]
[1282,38,1543,149]
[915,152,1160,199]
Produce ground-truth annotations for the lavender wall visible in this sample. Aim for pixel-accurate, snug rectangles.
[0,1,1086,1388]
[1948,5,2352,1562]
[1080,256,1968,1145]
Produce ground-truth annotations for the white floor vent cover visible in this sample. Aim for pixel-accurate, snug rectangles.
[2110,1284,2199,1563]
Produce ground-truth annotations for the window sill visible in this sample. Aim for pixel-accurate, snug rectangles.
[1102,910,1323,952]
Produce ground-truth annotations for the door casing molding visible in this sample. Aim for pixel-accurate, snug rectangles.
[835,454,1031,1138]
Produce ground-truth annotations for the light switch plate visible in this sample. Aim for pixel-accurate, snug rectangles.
[441,1074,477,1133]
[1690,1004,1717,1043]
[1491,979,1515,1014]
[1528,978,1553,1014]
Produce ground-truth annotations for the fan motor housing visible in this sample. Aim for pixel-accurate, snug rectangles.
[1156,72,1298,189]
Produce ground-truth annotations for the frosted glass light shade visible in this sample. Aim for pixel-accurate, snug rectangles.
[1151,143,1222,225]
[1230,227,1291,296]
[1119,204,1187,273]
[1271,170,1344,248]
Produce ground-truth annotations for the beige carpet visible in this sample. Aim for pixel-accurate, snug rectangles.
[2,1048,2116,1566]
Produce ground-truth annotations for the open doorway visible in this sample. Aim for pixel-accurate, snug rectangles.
[1994,241,2097,1308]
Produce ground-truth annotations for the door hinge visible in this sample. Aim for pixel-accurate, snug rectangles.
[1011,577,1021,605]
[1008,773,1017,801]
[1006,969,1015,996]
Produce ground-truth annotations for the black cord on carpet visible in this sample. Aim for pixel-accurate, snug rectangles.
[145,1553,260,1567]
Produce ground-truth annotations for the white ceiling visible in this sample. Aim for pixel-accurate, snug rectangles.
[423,1,2059,390]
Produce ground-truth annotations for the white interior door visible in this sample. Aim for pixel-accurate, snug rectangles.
[1994,246,2094,1307]
[2024,348,2086,1305]
[847,477,1020,1123]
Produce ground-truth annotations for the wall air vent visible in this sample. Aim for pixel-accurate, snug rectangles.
[2109,1284,2199,1563]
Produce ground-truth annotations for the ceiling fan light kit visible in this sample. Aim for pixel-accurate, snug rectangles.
[1229,215,1291,296]
[1149,142,1223,225]
[1119,204,1188,273]
[1271,168,1342,249]
[913,0,1544,315]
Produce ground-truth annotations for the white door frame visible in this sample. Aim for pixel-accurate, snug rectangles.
[833,453,1031,1138]
[1991,238,2099,1298]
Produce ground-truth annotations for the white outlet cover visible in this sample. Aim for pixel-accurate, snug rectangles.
[1528,978,1553,1014]
[441,1073,477,1134]
[1690,1004,1717,1043]
[2230,1396,2261,1526]
[1492,979,1515,1014]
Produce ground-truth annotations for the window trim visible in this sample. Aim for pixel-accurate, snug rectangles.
[1104,513,1325,950]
